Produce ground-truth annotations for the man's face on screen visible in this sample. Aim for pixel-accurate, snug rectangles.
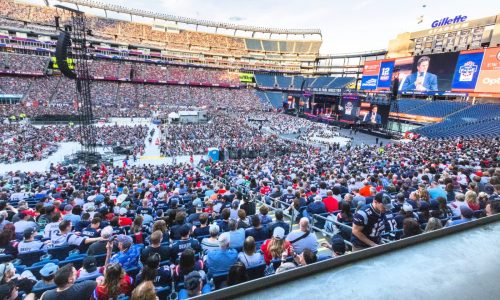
[417,60,429,73]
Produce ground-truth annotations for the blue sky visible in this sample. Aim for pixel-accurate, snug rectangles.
[43,0,500,53]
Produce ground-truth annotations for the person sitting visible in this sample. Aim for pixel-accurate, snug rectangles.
[401,218,422,238]
[0,262,36,295]
[87,226,114,256]
[228,219,245,249]
[245,215,269,242]
[447,206,475,227]
[140,231,170,262]
[260,227,292,265]
[321,236,346,257]
[178,271,212,300]
[192,213,210,238]
[106,235,141,270]
[236,209,250,229]
[32,263,58,290]
[169,225,202,262]
[205,233,238,275]
[92,263,133,300]
[292,248,317,267]
[51,220,102,249]
[78,256,101,280]
[201,224,220,254]
[267,210,290,236]
[238,236,264,268]
[135,253,171,287]
[286,217,318,254]
[17,227,48,253]
[307,195,327,215]
[39,264,97,300]
[172,248,205,283]
[130,281,158,300]
[322,190,339,213]
[258,205,273,226]
[225,262,248,287]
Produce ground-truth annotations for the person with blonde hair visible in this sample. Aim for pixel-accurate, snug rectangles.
[131,281,158,300]
[424,217,443,233]
[260,227,292,264]
[465,191,480,211]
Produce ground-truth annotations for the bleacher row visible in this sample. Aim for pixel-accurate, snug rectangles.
[254,74,355,90]
[255,91,285,108]
[390,99,469,118]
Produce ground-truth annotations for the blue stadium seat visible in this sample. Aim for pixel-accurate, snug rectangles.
[0,254,14,264]
[155,286,171,300]
[48,245,73,261]
[17,250,46,267]
[246,263,266,280]
[212,271,228,289]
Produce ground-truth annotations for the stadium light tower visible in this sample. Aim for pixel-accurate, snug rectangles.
[54,5,100,164]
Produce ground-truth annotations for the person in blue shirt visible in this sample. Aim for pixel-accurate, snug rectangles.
[205,232,238,275]
[427,181,447,200]
[447,206,475,227]
[178,271,212,300]
[307,195,327,215]
[62,205,82,227]
[106,234,141,270]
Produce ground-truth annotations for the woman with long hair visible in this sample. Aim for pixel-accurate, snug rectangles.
[226,262,248,287]
[260,227,292,265]
[465,191,480,211]
[131,281,158,300]
[172,248,205,283]
[424,217,443,233]
[151,220,169,243]
[130,215,144,234]
[135,253,171,287]
[336,202,353,223]
[92,263,133,300]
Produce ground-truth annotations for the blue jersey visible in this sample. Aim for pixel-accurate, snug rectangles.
[351,204,385,248]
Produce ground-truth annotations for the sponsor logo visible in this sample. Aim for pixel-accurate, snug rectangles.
[431,15,467,28]
[482,78,500,85]
[458,61,478,82]
[363,78,377,87]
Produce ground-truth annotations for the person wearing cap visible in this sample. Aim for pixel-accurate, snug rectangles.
[33,263,58,290]
[178,271,212,300]
[307,195,327,215]
[350,192,387,251]
[87,226,115,256]
[13,211,38,235]
[205,232,238,275]
[78,256,101,280]
[394,203,419,230]
[39,264,97,300]
[169,225,202,262]
[51,220,102,248]
[106,234,141,270]
[286,217,318,254]
[17,227,49,253]
[447,206,476,227]
[321,236,347,257]
[260,227,292,265]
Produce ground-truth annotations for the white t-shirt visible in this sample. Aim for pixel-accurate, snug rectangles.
[51,232,86,247]
[44,222,61,239]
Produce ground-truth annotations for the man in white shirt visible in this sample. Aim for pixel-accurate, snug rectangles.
[51,220,102,248]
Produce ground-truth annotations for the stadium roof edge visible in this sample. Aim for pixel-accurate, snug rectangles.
[317,49,387,59]
[54,0,322,36]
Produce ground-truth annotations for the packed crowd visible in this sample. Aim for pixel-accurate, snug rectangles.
[160,114,300,157]
[0,124,148,163]
[0,0,248,56]
[0,111,498,299]
[0,53,49,75]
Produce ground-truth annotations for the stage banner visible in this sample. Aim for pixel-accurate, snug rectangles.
[451,49,484,92]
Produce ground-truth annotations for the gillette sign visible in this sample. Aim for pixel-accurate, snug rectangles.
[431,15,467,28]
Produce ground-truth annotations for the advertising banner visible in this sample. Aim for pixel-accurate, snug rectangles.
[376,60,395,90]
[451,50,484,91]
[474,47,500,93]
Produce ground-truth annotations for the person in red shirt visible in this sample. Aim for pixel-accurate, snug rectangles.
[260,182,271,195]
[322,191,339,213]
[92,263,133,300]
[260,227,292,264]
[359,181,372,197]
[118,208,133,227]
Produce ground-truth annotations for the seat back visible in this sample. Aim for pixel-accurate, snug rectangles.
[246,263,266,280]
[17,250,45,267]
[212,272,228,289]
[48,245,72,261]
[155,286,172,300]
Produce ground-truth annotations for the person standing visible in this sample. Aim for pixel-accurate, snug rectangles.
[350,193,387,251]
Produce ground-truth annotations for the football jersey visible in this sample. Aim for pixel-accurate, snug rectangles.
[351,204,385,248]
[18,240,47,253]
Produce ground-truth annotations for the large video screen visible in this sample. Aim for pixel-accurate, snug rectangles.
[340,95,361,118]
[359,102,390,126]
[400,52,459,92]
